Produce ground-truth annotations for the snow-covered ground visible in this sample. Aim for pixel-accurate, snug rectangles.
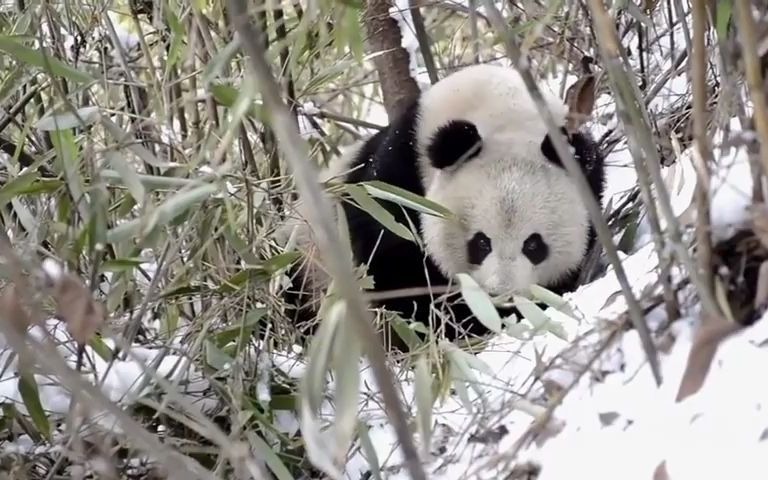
[283,130,762,478]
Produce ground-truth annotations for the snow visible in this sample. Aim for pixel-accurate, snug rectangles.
[289,229,768,480]
[709,121,754,241]
[0,317,213,436]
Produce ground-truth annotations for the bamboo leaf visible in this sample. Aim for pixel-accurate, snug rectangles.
[456,273,502,333]
[18,373,51,440]
[362,181,453,218]
[106,183,219,243]
[716,0,733,39]
[357,422,383,480]
[36,106,100,131]
[104,151,146,207]
[414,356,433,456]
[345,184,415,242]
[0,36,94,84]
[245,431,296,480]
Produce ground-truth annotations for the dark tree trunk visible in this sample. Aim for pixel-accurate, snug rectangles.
[363,0,421,120]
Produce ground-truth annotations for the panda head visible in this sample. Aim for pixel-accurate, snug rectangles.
[415,64,595,297]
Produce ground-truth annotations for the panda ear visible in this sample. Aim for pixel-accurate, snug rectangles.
[540,127,572,168]
[427,120,483,170]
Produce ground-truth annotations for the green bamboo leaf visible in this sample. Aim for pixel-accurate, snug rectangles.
[10,197,37,237]
[389,314,426,351]
[208,83,263,118]
[456,273,502,334]
[245,431,296,480]
[527,284,577,318]
[106,183,219,243]
[104,151,146,207]
[513,295,550,329]
[0,36,94,84]
[165,6,185,69]
[99,169,200,190]
[17,373,51,440]
[88,335,114,362]
[357,422,382,480]
[330,301,360,455]
[716,1,733,39]
[513,296,568,340]
[0,171,37,204]
[202,36,241,84]
[51,128,88,222]
[345,184,415,242]
[214,308,266,348]
[302,51,387,95]
[205,340,234,371]
[362,181,453,218]
[298,298,346,479]
[101,257,147,272]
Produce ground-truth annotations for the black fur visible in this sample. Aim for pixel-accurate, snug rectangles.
[285,89,606,351]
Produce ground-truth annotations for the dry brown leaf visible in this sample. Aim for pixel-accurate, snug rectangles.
[675,314,743,402]
[564,64,598,134]
[50,273,106,345]
[0,284,34,333]
[653,460,670,480]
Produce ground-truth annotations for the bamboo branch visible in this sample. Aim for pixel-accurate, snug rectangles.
[691,0,715,317]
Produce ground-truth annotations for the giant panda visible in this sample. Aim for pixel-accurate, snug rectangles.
[277,63,606,349]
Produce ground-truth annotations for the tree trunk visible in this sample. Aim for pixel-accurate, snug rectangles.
[363,0,421,120]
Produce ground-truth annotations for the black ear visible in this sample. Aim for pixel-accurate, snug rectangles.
[540,127,606,202]
[540,127,572,168]
[427,120,482,169]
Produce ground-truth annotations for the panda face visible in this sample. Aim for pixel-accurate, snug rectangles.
[414,64,593,296]
[420,146,590,297]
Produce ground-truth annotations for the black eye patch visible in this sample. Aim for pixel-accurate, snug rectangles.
[522,233,549,265]
[467,231,492,265]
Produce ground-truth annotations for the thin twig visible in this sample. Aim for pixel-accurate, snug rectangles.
[481,0,663,386]
[409,0,440,84]
[224,2,427,480]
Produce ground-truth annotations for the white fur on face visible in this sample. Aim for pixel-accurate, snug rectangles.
[421,157,589,295]
[417,64,590,296]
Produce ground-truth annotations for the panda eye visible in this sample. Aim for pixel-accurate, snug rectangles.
[467,231,492,265]
[522,233,549,265]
